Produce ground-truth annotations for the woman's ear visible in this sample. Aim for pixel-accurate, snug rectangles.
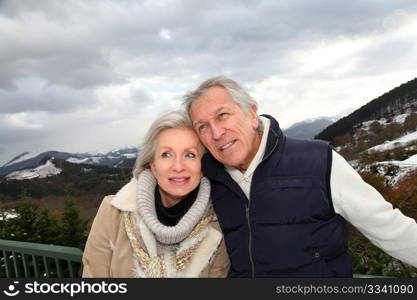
[150,161,157,177]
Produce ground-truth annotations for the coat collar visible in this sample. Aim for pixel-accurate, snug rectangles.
[260,114,284,163]
[110,177,138,212]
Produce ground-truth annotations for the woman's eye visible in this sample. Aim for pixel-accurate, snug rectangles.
[161,152,172,158]
[185,152,196,158]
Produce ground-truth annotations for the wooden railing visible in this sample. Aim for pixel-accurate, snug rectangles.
[0,239,83,278]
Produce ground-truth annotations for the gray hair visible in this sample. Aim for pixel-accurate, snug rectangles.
[132,110,197,179]
[183,76,258,116]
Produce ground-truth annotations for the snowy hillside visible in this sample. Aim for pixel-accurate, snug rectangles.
[369,131,417,152]
[0,147,138,177]
[316,77,417,142]
[5,159,62,180]
[336,111,417,186]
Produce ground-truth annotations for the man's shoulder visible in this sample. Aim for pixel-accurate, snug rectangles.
[284,136,331,152]
[275,136,332,173]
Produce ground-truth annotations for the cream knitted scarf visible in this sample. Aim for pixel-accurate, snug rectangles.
[136,169,211,245]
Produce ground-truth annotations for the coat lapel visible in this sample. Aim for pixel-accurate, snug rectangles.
[110,178,138,212]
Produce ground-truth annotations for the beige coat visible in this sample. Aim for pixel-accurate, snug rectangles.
[82,177,230,278]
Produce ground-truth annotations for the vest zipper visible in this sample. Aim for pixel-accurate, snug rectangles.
[246,130,279,278]
[246,205,255,278]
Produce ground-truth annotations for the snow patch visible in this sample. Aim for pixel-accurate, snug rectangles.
[384,153,417,166]
[5,159,62,180]
[90,157,102,164]
[369,131,417,152]
[374,154,417,185]
[0,210,18,221]
[122,153,136,159]
[67,157,90,164]
[360,113,410,132]
[393,113,411,124]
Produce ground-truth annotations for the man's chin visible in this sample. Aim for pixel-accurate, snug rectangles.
[220,157,243,169]
[212,150,243,167]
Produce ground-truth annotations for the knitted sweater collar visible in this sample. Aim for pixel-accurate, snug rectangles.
[136,169,211,245]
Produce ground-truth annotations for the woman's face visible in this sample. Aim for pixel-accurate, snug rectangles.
[150,127,203,207]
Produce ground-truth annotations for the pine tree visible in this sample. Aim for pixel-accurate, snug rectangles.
[8,200,39,242]
[58,197,88,248]
[34,208,60,245]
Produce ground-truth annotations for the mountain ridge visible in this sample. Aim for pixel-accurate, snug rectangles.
[316,77,417,142]
[0,148,138,178]
[283,116,337,139]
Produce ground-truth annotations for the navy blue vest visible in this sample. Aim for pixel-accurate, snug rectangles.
[202,115,352,277]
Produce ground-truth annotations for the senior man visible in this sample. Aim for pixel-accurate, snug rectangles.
[183,76,417,277]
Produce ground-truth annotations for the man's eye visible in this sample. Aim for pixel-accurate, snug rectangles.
[185,152,196,158]
[161,152,172,158]
[198,124,207,133]
[218,112,228,119]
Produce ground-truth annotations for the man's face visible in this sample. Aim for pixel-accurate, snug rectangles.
[190,86,261,172]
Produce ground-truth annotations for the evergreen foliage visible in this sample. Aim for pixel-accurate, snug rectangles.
[349,236,417,277]
[58,197,89,248]
[0,196,89,249]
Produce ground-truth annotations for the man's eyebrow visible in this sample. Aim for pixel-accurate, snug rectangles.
[193,119,204,127]
[192,106,226,127]
[214,106,225,114]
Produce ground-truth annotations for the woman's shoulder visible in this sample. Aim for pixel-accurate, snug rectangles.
[108,178,138,212]
[95,195,121,219]
[102,194,116,204]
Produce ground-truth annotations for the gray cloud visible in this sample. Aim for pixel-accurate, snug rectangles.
[2,0,415,88]
[0,77,97,114]
[1,0,417,164]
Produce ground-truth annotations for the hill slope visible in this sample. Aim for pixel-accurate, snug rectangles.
[316,78,417,142]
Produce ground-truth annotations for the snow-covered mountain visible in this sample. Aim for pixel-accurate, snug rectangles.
[5,159,62,180]
[0,147,138,178]
[283,117,337,139]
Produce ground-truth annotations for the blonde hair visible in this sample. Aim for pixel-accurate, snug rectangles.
[132,110,198,178]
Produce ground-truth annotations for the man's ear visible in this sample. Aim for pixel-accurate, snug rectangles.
[248,105,259,129]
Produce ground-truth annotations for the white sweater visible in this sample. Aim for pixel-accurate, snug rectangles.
[226,117,417,267]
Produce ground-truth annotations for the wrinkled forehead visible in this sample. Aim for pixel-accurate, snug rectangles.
[190,87,240,119]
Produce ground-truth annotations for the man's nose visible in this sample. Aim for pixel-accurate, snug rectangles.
[211,123,225,140]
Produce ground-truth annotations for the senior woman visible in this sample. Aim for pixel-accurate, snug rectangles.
[82,111,229,277]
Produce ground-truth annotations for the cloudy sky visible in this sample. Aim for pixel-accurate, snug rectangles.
[1,0,417,165]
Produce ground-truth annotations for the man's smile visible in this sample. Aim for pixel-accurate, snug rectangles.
[219,139,237,151]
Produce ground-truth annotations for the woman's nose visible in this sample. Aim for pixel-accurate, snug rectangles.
[172,157,185,172]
